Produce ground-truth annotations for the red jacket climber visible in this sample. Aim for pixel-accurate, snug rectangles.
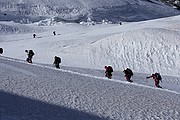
[146,73,162,88]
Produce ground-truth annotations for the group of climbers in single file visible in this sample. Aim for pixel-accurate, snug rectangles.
[0,36,162,89]
[105,65,162,88]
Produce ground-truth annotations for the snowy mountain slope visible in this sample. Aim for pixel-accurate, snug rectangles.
[0,0,180,23]
[1,56,180,93]
[86,28,180,76]
[56,16,180,77]
[0,1,180,120]
[0,56,180,120]
[1,15,180,77]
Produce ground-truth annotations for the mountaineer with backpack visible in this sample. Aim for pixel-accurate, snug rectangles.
[25,50,35,63]
[146,73,162,88]
[0,48,3,54]
[105,66,113,79]
[53,31,56,36]
[53,56,61,69]
[33,34,37,38]
[123,68,133,82]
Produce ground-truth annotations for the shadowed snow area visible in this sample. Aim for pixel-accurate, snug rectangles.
[0,57,180,120]
[0,0,180,23]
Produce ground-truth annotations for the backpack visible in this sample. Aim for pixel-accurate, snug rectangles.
[108,66,113,72]
[55,56,61,63]
[126,68,133,76]
[29,50,34,56]
[155,73,162,80]
[0,48,3,54]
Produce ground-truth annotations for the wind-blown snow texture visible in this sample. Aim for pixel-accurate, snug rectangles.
[0,0,180,23]
[0,1,180,119]
[0,57,180,120]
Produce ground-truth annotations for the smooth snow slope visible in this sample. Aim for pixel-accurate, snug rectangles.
[0,56,180,120]
[0,0,180,22]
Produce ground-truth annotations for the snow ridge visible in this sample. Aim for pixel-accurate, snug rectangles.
[1,56,179,95]
[0,56,180,120]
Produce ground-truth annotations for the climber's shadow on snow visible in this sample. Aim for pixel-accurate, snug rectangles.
[0,91,107,120]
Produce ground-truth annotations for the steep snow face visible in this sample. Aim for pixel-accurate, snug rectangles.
[0,0,180,23]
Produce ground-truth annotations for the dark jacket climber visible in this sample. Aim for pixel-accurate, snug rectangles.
[0,48,3,54]
[53,31,56,36]
[53,56,61,69]
[123,68,133,82]
[33,34,37,38]
[25,50,35,63]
